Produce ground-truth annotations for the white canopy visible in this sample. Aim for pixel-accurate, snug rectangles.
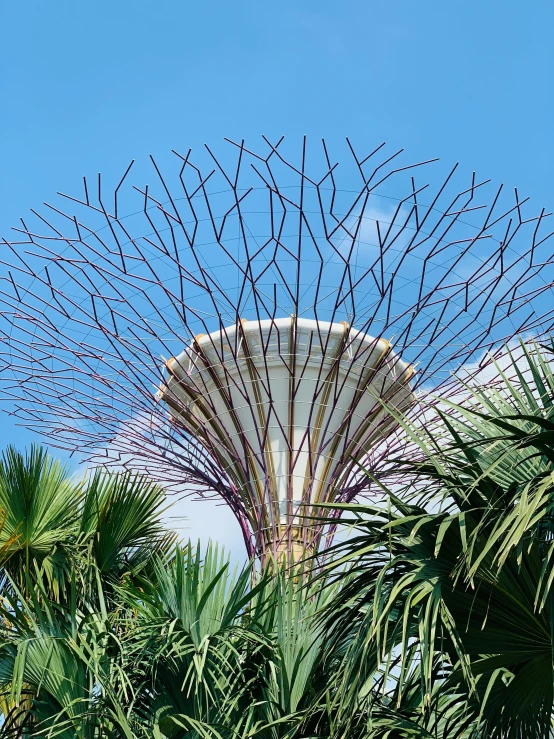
[160,317,415,547]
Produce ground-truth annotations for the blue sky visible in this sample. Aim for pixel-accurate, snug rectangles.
[1,0,553,553]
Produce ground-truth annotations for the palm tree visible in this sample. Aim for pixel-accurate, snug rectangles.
[94,547,339,739]
[0,446,335,739]
[318,341,554,738]
[0,446,80,600]
[0,446,174,736]
[4,340,554,738]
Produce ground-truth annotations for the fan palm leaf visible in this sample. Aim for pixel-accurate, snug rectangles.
[317,342,554,738]
[0,445,81,598]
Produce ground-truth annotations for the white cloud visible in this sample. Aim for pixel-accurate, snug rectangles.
[164,493,247,564]
[82,409,249,561]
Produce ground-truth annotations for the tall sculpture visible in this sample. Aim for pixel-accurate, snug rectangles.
[1,137,553,558]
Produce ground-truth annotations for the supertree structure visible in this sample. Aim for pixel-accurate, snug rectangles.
[1,137,553,558]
